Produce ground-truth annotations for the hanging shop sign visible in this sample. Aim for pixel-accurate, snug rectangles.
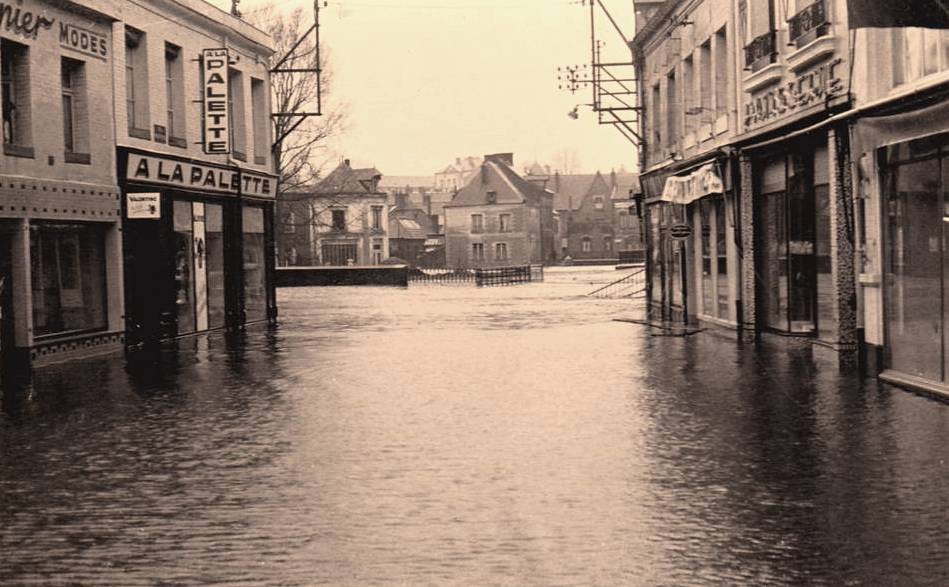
[127,153,240,194]
[202,48,230,155]
[670,224,692,239]
[744,58,844,129]
[126,192,161,219]
[659,163,724,205]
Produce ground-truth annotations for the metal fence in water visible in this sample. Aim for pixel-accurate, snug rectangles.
[410,265,543,287]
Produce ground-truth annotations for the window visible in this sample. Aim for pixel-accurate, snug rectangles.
[251,77,268,164]
[228,68,246,160]
[742,0,777,71]
[698,40,713,126]
[331,209,346,231]
[471,213,484,233]
[714,27,729,120]
[486,190,497,204]
[2,38,31,151]
[30,223,107,336]
[472,242,484,261]
[891,28,949,88]
[499,213,512,232]
[666,70,678,153]
[372,240,383,264]
[582,236,592,252]
[682,54,695,135]
[372,205,383,230]
[243,206,267,321]
[125,26,149,135]
[594,196,604,210]
[322,242,358,266]
[603,235,613,252]
[495,242,508,261]
[165,43,185,144]
[286,211,296,234]
[61,58,88,160]
[651,82,662,157]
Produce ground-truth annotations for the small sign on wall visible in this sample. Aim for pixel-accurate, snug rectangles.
[202,48,230,155]
[126,192,161,219]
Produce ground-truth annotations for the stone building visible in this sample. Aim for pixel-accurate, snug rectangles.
[0,0,124,368]
[443,153,554,268]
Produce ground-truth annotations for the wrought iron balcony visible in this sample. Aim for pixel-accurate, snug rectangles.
[789,0,830,47]
[744,30,777,72]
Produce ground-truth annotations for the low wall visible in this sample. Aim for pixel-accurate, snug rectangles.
[276,265,409,287]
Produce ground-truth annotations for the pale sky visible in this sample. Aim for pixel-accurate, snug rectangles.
[211,0,639,176]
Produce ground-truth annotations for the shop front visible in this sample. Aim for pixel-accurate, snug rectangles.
[119,149,277,347]
[853,95,949,394]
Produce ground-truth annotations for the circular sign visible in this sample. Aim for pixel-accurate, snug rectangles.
[669,223,692,239]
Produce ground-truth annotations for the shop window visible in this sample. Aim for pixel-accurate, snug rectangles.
[61,58,89,162]
[499,213,512,232]
[714,197,729,319]
[1,38,31,154]
[228,68,246,160]
[322,242,357,266]
[251,77,268,164]
[165,43,185,145]
[331,209,346,231]
[471,213,484,233]
[243,206,267,321]
[495,242,508,261]
[205,204,226,329]
[30,223,107,337]
[700,199,714,315]
[125,26,149,136]
[173,201,196,334]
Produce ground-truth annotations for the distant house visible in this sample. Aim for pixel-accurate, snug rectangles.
[388,199,436,266]
[443,153,555,268]
[545,170,642,261]
[276,159,390,266]
[435,156,482,192]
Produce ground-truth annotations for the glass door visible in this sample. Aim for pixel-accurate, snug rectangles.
[787,152,816,333]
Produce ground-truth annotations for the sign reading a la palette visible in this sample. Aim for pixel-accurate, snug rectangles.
[126,192,161,219]
[128,153,240,194]
[202,48,230,155]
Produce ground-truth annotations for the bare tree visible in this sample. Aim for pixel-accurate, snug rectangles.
[249,4,347,194]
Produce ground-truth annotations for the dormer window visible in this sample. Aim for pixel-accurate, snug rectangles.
[594,196,604,210]
[487,190,497,204]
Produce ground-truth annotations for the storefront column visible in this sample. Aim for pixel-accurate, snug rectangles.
[105,223,125,335]
[738,155,756,341]
[828,127,859,353]
[11,220,32,350]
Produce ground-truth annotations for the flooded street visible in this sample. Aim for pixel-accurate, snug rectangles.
[2,267,949,586]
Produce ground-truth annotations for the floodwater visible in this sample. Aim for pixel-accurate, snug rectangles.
[2,266,949,586]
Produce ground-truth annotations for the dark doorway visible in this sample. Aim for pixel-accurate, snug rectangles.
[0,226,14,373]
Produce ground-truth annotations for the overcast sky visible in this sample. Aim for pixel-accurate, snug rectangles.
[210,0,638,176]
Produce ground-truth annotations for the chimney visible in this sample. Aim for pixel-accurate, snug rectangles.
[484,153,514,167]
[423,194,432,216]
[344,158,351,167]
[455,157,461,165]
[395,192,409,209]
[610,169,617,188]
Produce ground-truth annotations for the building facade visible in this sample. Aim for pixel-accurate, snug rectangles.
[443,153,554,268]
[107,0,278,347]
[303,159,389,266]
[1,0,124,368]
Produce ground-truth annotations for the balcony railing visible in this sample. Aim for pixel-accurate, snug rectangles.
[789,0,830,47]
[744,30,777,72]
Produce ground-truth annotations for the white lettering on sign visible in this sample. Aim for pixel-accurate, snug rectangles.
[126,192,161,219]
[59,22,108,59]
[202,48,230,155]
[660,163,724,205]
[127,153,240,194]
[744,58,843,129]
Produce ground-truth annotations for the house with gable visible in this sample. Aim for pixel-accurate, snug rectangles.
[443,153,554,268]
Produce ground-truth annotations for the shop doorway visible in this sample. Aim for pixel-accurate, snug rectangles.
[883,137,949,384]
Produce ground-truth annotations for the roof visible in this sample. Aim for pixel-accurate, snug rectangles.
[447,158,552,208]
[379,175,434,190]
[389,207,434,239]
[314,160,383,195]
[550,171,640,210]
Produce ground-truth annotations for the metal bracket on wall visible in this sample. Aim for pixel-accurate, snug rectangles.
[271,0,326,149]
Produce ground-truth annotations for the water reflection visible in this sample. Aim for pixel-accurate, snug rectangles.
[2,267,949,586]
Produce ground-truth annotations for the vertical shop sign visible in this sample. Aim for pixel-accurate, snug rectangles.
[202,48,229,154]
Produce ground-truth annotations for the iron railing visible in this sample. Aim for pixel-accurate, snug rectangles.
[788,0,830,47]
[587,266,646,299]
[409,265,544,287]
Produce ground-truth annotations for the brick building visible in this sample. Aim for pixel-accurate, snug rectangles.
[1,0,124,368]
[443,153,554,268]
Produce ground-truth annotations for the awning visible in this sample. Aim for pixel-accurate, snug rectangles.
[658,163,724,205]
